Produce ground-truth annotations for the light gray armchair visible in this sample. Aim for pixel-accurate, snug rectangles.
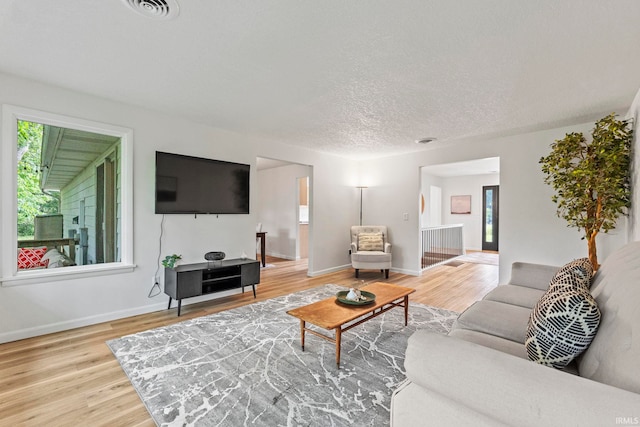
[350,225,392,279]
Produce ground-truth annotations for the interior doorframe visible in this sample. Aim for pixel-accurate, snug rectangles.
[296,176,309,260]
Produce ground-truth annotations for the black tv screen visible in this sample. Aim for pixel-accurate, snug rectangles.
[155,151,250,214]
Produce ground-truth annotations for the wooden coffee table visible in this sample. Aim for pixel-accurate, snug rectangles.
[286,282,415,367]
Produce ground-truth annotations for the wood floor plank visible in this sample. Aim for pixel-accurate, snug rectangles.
[0,254,498,426]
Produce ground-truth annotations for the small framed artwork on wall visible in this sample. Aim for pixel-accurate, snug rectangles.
[451,195,471,214]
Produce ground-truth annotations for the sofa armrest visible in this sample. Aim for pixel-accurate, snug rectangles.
[350,242,357,253]
[508,262,559,290]
[384,242,391,253]
[405,331,640,427]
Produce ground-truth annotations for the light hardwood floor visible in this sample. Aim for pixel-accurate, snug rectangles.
[0,254,498,427]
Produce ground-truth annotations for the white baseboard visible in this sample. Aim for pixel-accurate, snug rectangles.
[392,267,420,276]
[0,288,254,344]
[263,251,296,261]
[464,247,482,252]
[308,264,351,277]
[0,302,167,344]
[308,265,421,278]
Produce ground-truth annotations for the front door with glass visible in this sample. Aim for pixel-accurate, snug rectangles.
[482,185,499,251]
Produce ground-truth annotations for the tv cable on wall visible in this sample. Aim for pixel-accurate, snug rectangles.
[148,214,165,298]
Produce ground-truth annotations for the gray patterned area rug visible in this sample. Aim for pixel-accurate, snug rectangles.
[107,284,457,427]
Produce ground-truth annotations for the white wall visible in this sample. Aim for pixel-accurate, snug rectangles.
[0,72,358,343]
[257,164,312,260]
[441,174,500,251]
[1,71,635,343]
[627,89,640,241]
[419,172,443,227]
[359,123,629,280]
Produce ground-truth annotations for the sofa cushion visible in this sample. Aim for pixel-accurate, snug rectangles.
[452,300,532,344]
[525,287,600,369]
[42,248,76,268]
[17,247,48,269]
[448,328,529,360]
[483,285,546,309]
[357,232,383,251]
[549,258,593,292]
[508,262,559,291]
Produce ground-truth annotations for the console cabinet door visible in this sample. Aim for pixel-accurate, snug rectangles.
[241,262,260,286]
[176,270,203,299]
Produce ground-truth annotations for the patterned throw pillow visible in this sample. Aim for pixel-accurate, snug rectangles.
[549,258,594,292]
[17,247,49,269]
[358,232,384,251]
[525,286,600,369]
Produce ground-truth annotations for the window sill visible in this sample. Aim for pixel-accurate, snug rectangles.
[0,263,137,287]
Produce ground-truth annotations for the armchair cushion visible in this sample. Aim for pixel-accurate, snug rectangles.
[357,232,384,251]
[351,251,391,263]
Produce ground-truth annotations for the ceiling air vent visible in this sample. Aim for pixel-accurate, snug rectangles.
[122,0,180,20]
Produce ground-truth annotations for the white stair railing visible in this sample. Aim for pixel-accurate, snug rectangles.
[421,224,464,269]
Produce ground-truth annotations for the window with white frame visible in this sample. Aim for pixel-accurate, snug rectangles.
[1,105,134,285]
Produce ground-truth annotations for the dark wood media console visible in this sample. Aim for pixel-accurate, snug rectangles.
[164,258,260,316]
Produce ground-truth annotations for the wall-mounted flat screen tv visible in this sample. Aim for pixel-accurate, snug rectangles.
[155,151,250,214]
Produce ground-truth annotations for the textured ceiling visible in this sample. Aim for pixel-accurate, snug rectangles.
[1,1,639,159]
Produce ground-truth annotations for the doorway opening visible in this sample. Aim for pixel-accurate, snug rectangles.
[420,157,500,269]
[255,157,312,272]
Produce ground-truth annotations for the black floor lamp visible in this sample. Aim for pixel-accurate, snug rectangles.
[356,186,367,225]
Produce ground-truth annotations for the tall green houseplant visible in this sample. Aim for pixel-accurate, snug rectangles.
[539,113,633,270]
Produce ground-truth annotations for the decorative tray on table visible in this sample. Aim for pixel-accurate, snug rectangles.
[336,290,376,306]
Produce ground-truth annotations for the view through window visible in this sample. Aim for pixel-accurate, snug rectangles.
[16,120,122,271]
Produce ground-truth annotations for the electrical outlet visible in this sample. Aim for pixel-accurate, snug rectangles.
[403,213,409,221]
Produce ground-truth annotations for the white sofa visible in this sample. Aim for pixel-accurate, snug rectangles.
[391,240,640,426]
